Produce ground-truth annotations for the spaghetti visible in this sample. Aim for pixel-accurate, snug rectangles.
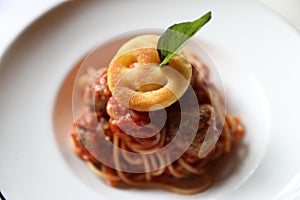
[70,38,245,195]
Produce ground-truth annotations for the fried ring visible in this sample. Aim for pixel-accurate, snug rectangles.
[107,35,192,111]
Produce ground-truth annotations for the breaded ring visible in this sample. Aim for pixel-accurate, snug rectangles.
[107,35,192,111]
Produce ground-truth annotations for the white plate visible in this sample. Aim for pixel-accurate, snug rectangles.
[0,0,300,200]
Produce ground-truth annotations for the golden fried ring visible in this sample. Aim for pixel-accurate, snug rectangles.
[107,36,192,111]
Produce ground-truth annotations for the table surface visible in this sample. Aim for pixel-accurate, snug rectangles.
[0,0,299,57]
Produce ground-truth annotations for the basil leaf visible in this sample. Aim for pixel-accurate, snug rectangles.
[157,11,211,66]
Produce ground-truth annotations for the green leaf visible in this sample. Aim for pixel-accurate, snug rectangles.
[157,11,211,66]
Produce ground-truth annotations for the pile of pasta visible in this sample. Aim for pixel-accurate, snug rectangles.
[70,35,244,194]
